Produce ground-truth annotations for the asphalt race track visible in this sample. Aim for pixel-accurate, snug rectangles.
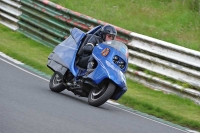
[0,54,192,133]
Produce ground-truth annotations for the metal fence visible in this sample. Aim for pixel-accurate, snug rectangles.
[0,0,200,104]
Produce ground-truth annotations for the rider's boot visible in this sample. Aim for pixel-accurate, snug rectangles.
[83,61,94,78]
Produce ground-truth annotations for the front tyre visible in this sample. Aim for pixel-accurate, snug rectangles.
[88,81,116,107]
[49,72,65,93]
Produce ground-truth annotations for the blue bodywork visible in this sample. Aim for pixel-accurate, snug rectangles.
[52,28,85,76]
[47,26,128,100]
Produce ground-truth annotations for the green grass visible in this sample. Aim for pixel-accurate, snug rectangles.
[51,0,200,51]
[0,25,53,75]
[120,79,200,125]
[1,0,200,131]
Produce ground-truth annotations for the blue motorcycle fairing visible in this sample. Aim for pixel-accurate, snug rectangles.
[50,28,85,76]
[87,43,128,100]
[103,40,129,73]
[71,28,86,44]
[88,60,127,100]
[89,55,126,87]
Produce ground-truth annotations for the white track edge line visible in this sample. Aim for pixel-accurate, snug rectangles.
[0,56,197,133]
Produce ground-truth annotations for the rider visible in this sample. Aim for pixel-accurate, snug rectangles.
[78,25,117,77]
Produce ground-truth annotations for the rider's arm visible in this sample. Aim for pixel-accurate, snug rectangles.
[82,36,101,54]
[83,43,94,54]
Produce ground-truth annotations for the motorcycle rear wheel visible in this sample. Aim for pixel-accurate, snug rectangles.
[49,72,65,93]
[88,81,116,107]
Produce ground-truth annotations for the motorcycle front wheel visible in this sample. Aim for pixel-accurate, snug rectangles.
[49,72,65,93]
[88,81,116,107]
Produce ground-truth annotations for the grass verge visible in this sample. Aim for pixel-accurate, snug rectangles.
[51,0,200,51]
[0,24,200,131]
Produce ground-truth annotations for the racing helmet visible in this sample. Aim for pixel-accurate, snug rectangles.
[100,25,117,41]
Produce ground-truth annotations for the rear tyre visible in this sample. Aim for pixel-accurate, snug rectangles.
[88,81,116,107]
[49,72,65,93]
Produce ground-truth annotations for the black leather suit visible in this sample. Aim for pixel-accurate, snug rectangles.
[77,34,104,69]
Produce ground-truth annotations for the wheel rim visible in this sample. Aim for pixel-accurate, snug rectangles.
[91,84,107,100]
[53,74,62,86]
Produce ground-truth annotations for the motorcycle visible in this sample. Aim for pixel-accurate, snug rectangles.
[47,25,129,107]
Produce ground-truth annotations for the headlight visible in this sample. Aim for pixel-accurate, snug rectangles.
[113,56,125,69]
[113,56,119,63]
